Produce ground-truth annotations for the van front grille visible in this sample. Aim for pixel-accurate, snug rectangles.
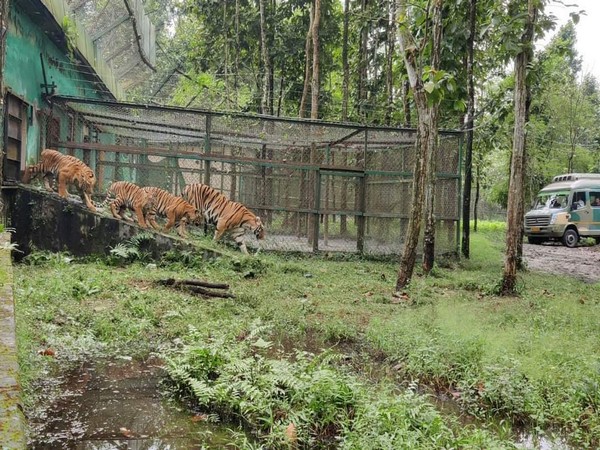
[526,216,550,226]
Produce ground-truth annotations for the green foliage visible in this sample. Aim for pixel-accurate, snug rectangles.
[108,232,155,265]
[479,19,600,208]
[13,232,600,447]
[61,15,79,62]
[164,324,508,449]
[471,220,506,233]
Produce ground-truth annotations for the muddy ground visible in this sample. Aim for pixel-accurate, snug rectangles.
[523,242,600,283]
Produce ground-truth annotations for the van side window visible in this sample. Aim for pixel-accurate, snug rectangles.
[572,191,586,209]
[591,191,600,208]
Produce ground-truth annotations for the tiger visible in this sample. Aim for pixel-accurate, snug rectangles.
[106,181,154,228]
[141,186,199,238]
[182,183,265,254]
[22,149,97,212]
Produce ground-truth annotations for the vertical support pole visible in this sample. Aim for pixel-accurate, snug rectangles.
[204,115,212,185]
[307,142,317,244]
[1,94,7,183]
[260,143,267,220]
[313,169,321,253]
[357,130,367,253]
[115,151,121,181]
[324,145,330,246]
[456,133,463,255]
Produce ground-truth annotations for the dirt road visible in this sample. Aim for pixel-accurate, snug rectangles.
[523,243,600,283]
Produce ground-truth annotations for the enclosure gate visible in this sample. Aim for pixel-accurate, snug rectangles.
[35,95,462,256]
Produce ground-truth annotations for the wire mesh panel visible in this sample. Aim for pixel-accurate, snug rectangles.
[36,96,462,256]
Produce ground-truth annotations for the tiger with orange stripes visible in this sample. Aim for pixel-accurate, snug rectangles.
[141,186,199,238]
[106,181,154,228]
[22,149,97,211]
[182,183,265,254]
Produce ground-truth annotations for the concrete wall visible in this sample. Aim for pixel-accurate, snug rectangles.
[0,232,27,450]
[5,185,221,260]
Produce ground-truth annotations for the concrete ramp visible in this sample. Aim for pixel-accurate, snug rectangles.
[3,185,222,261]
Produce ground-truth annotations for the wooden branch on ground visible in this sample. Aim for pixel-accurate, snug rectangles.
[157,278,234,299]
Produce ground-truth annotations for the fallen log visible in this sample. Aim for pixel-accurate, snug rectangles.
[185,285,235,298]
[158,278,230,290]
[157,278,234,299]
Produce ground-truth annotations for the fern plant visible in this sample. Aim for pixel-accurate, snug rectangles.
[108,232,155,265]
[162,324,510,449]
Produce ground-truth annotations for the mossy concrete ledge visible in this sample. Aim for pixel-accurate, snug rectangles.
[0,232,27,449]
[5,185,224,261]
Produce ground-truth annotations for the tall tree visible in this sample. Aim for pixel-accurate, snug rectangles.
[311,0,322,119]
[341,0,350,122]
[357,0,369,121]
[299,2,314,118]
[461,0,477,258]
[501,0,538,295]
[422,0,444,274]
[384,0,396,125]
[395,0,445,290]
[259,0,271,115]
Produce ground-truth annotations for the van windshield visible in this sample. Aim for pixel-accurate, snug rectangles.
[533,191,569,210]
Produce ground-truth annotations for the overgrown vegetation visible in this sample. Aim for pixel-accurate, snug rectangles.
[165,324,507,449]
[14,228,600,448]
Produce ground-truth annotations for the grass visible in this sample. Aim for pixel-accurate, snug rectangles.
[13,225,600,448]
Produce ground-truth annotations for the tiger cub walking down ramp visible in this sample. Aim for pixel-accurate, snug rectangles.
[22,149,97,211]
[182,183,265,254]
[141,186,199,238]
[106,181,154,228]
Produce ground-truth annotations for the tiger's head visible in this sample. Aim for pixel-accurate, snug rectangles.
[189,209,204,227]
[77,167,97,193]
[182,203,201,225]
[253,216,265,240]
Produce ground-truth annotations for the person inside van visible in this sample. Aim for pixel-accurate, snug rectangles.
[592,197,600,207]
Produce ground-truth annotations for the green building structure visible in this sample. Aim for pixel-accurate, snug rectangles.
[0,0,155,183]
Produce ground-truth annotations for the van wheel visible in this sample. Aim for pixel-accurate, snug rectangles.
[527,236,545,245]
[562,229,579,248]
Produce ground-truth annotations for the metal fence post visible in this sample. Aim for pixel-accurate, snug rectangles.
[313,168,321,253]
[456,133,463,254]
[204,114,211,185]
[357,129,367,253]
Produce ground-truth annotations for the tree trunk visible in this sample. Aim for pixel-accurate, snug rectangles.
[277,71,284,116]
[358,0,368,121]
[395,0,441,290]
[461,0,477,259]
[402,80,411,127]
[340,0,350,234]
[385,0,396,125]
[310,0,321,120]
[299,2,314,119]
[342,0,350,122]
[234,0,240,107]
[501,0,538,295]
[422,0,443,275]
[223,1,230,110]
[516,61,533,270]
[258,0,271,115]
[474,156,480,232]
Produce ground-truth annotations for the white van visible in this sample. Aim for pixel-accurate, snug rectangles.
[524,173,600,247]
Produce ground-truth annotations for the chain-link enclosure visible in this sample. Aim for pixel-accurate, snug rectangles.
[39,96,461,255]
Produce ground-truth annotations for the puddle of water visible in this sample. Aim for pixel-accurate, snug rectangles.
[514,432,571,450]
[28,358,235,449]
